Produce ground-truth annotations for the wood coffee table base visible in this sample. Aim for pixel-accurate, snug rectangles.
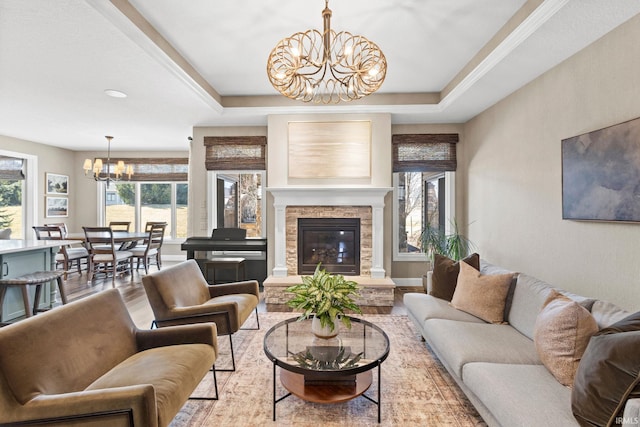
[280,370,373,404]
[272,363,382,423]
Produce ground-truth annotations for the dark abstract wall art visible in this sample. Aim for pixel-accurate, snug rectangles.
[562,117,640,222]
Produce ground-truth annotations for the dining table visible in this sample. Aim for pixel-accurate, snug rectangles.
[66,231,148,243]
[66,231,149,250]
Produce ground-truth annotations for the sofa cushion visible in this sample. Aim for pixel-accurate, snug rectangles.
[507,273,557,340]
[507,273,598,341]
[572,311,640,427]
[463,363,580,427]
[87,344,215,427]
[533,290,598,387]
[423,318,541,377]
[450,261,515,324]
[206,294,259,326]
[429,253,480,301]
[590,299,631,329]
[403,293,486,324]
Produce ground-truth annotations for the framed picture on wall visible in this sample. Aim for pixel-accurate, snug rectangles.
[562,116,640,222]
[46,197,68,218]
[46,173,69,195]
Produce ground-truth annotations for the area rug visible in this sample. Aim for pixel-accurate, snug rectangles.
[169,312,486,427]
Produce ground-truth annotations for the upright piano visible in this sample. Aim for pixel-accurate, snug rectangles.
[181,230,267,285]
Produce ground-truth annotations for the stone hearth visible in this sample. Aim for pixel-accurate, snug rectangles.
[263,275,395,307]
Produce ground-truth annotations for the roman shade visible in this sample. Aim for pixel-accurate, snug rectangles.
[392,134,458,172]
[204,136,267,170]
[104,158,188,181]
[0,156,25,180]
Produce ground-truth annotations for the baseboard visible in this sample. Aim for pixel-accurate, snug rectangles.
[391,277,422,288]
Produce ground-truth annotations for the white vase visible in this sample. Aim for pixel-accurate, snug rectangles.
[311,315,339,339]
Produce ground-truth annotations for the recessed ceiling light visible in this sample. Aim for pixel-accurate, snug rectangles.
[104,89,127,98]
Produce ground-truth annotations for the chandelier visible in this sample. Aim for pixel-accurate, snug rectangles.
[266,0,386,104]
[83,136,133,184]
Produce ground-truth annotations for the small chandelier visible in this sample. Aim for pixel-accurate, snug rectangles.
[83,136,133,185]
[267,0,386,104]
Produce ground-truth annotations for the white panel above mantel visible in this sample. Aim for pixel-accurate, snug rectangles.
[267,187,392,208]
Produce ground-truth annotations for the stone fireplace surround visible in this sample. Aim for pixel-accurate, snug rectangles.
[264,187,396,307]
[268,187,390,278]
[288,206,370,276]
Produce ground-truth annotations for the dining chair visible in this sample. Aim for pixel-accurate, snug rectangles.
[32,225,88,279]
[108,221,131,232]
[82,226,133,286]
[130,223,166,274]
[144,221,168,231]
[44,222,69,235]
[142,221,167,267]
[108,221,136,250]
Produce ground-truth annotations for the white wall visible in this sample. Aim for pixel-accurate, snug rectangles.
[266,113,391,188]
[463,14,640,310]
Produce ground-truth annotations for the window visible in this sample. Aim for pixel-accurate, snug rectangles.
[0,178,23,237]
[208,171,265,238]
[0,151,37,239]
[394,172,454,260]
[104,181,188,239]
[204,136,267,238]
[392,134,458,261]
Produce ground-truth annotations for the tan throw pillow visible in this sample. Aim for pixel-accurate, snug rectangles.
[429,253,480,301]
[534,290,598,387]
[450,261,514,324]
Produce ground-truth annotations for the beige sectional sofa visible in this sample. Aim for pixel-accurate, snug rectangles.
[0,288,218,427]
[404,261,639,427]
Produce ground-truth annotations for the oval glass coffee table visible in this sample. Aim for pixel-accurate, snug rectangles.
[263,316,390,423]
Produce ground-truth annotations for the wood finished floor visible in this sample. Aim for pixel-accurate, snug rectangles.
[60,262,414,329]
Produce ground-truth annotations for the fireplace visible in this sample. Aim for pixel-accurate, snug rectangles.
[268,187,391,278]
[297,218,360,275]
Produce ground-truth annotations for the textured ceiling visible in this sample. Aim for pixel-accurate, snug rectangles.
[0,0,639,151]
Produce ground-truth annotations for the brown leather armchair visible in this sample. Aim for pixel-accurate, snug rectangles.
[142,259,260,371]
[0,288,218,427]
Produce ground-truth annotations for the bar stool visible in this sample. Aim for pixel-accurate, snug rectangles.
[204,257,246,285]
[0,271,67,326]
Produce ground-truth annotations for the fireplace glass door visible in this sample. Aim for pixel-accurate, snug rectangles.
[298,218,360,276]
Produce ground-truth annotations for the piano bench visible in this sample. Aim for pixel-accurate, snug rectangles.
[204,257,246,285]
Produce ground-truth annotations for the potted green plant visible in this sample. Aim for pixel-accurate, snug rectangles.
[421,220,474,262]
[286,263,362,338]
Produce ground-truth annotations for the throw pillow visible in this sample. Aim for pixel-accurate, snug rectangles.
[533,290,598,387]
[572,311,640,426]
[429,253,480,300]
[450,261,515,324]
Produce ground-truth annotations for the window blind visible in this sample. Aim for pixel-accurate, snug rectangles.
[392,134,458,172]
[0,156,25,180]
[109,158,188,181]
[204,136,267,170]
